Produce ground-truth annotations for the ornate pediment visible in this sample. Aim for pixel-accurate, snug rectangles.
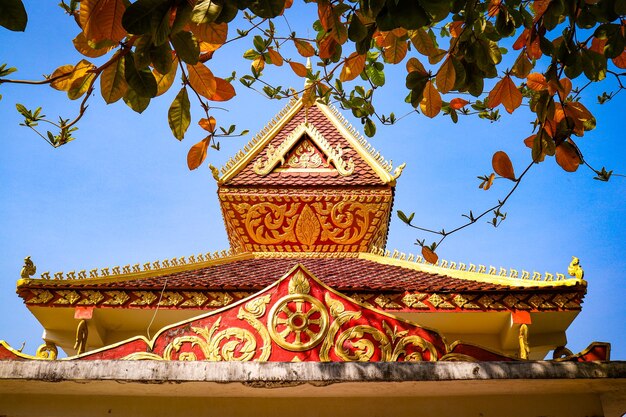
[252,123,355,176]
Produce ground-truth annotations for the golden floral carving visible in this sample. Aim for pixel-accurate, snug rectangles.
[77,291,104,305]
[53,290,80,305]
[26,290,53,304]
[295,205,321,246]
[283,138,329,169]
[131,292,157,306]
[181,292,209,307]
[103,291,130,305]
[158,292,184,307]
[35,341,57,360]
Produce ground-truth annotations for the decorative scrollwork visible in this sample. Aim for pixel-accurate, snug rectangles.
[35,341,57,360]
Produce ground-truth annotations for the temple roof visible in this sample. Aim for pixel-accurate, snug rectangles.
[218,98,403,187]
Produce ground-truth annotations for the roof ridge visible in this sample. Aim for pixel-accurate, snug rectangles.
[19,249,247,285]
[321,103,406,182]
[363,246,586,288]
[218,97,300,179]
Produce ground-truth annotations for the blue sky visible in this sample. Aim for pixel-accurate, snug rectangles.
[0,3,624,359]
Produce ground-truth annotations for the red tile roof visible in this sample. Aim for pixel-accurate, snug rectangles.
[225,105,386,187]
[34,256,584,293]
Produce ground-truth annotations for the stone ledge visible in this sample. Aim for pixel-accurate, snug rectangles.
[1,360,625,384]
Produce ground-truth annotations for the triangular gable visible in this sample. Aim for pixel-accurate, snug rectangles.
[278,135,333,172]
[218,99,404,186]
[252,122,354,176]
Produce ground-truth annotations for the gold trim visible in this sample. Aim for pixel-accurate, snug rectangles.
[360,250,585,288]
[17,252,255,287]
[219,98,303,184]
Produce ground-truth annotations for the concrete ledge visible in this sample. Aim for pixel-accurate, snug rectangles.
[1,360,625,384]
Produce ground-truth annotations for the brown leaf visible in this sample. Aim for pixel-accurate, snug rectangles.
[488,75,521,114]
[555,140,581,172]
[293,39,315,57]
[526,72,547,91]
[450,98,469,109]
[209,77,235,101]
[435,58,455,94]
[406,57,427,75]
[318,34,339,59]
[613,50,626,69]
[302,86,316,107]
[190,22,227,51]
[382,34,408,64]
[523,134,536,148]
[267,47,283,66]
[289,61,308,77]
[421,246,438,264]
[186,63,217,99]
[492,151,516,180]
[187,138,210,171]
[511,52,533,78]
[317,0,347,43]
[409,28,438,57]
[449,21,463,38]
[80,0,127,43]
[339,52,366,82]
[488,0,502,16]
[513,29,529,50]
[198,117,216,132]
[50,60,94,92]
[420,80,442,118]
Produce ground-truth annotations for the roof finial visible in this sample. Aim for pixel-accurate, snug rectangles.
[304,57,312,124]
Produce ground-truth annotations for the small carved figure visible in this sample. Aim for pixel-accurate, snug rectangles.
[20,256,36,279]
[568,256,584,280]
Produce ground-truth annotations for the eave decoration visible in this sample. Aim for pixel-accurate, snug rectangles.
[0,264,609,363]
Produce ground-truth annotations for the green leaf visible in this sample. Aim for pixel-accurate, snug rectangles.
[150,41,173,75]
[348,14,367,42]
[170,31,199,65]
[123,88,150,113]
[365,63,385,87]
[582,49,607,82]
[15,103,29,117]
[0,0,27,31]
[122,0,170,35]
[247,0,285,18]
[363,117,376,137]
[124,54,158,98]
[191,0,222,24]
[168,87,191,140]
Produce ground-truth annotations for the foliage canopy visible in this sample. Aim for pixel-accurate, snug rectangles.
[0,0,624,260]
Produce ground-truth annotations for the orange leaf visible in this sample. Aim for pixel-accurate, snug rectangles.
[317,0,347,43]
[318,34,339,59]
[488,75,521,114]
[450,98,469,109]
[289,61,308,77]
[420,80,442,118]
[209,77,236,101]
[449,21,464,38]
[533,0,551,18]
[492,151,516,180]
[435,58,455,94]
[488,0,502,16]
[555,140,581,172]
[548,77,572,98]
[421,246,438,264]
[513,29,529,50]
[523,134,536,148]
[267,47,284,66]
[190,22,227,51]
[187,138,210,171]
[526,72,547,91]
[612,50,626,69]
[199,116,216,133]
[383,35,408,64]
[480,173,496,190]
[526,33,542,59]
[589,37,606,54]
[72,32,115,58]
[186,63,217,99]
[409,28,438,57]
[406,57,427,75]
[339,52,366,82]
[80,0,126,43]
[293,39,315,57]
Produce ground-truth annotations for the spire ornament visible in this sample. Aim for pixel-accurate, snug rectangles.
[567,256,584,281]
